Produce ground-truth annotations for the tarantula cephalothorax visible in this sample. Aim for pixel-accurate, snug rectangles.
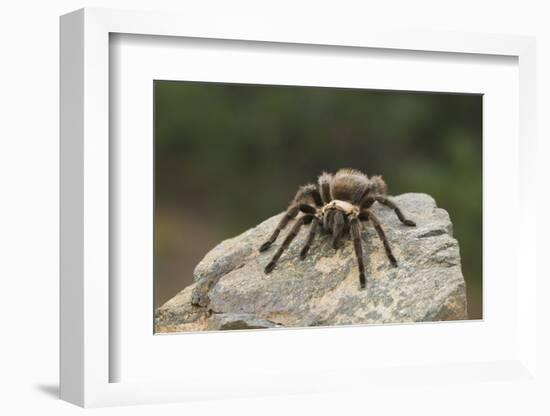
[259,168,416,289]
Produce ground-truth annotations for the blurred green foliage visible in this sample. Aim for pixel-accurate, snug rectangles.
[155,81,482,318]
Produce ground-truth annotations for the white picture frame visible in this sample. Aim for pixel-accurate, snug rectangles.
[60,7,538,408]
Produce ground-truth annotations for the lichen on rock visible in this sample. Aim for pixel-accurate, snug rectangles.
[155,193,468,332]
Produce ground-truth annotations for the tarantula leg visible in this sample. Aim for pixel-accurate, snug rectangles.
[259,204,299,252]
[331,210,345,249]
[300,217,319,259]
[260,204,317,252]
[364,209,398,267]
[375,196,416,226]
[359,196,375,210]
[259,185,321,253]
[317,172,333,204]
[295,183,323,207]
[298,204,317,215]
[264,215,311,274]
[323,209,335,232]
[358,211,369,221]
[295,184,324,207]
[350,217,367,289]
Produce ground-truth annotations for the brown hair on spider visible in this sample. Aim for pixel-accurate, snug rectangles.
[259,168,416,289]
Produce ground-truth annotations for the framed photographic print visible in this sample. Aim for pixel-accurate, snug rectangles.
[152,80,478,334]
[60,7,539,408]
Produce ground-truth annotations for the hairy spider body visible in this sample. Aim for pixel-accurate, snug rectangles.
[259,168,416,289]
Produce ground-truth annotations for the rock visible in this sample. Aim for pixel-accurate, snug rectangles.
[155,193,468,333]
[206,314,282,330]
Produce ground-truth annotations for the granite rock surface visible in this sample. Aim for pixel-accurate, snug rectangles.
[155,193,468,332]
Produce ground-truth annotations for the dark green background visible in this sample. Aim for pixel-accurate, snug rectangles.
[154,81,482,319]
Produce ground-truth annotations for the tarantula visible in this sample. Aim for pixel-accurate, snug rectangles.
[259,168,416,288]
